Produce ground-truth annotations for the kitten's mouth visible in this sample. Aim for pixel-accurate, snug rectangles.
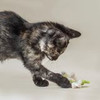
[46,55,53,61]
[46,54,58,61]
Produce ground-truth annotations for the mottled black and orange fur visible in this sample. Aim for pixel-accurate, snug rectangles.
[0,11,81,88]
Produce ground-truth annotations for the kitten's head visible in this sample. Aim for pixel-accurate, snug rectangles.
[39,22,81,60]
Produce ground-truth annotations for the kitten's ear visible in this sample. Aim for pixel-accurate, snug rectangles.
[67,29,81,39]
[54,23,81,39]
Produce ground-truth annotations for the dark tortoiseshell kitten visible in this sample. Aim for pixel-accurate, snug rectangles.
[0,11,81,88]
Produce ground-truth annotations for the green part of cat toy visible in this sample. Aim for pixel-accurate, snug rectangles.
[61,72,90,88]
[81,80,90,85]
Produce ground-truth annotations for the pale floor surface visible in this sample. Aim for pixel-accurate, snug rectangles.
[0,0,100,100]
[0,60,100,100]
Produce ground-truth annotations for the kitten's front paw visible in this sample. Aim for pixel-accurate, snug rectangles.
[56,73,72,88]
[33,75,49,87]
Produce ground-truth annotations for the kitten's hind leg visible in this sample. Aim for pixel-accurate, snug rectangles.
[33,74,49,87]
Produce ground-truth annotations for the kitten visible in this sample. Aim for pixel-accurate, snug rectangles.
[0,11,81,88]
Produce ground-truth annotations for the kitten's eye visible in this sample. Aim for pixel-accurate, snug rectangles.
[57,42,62,46]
